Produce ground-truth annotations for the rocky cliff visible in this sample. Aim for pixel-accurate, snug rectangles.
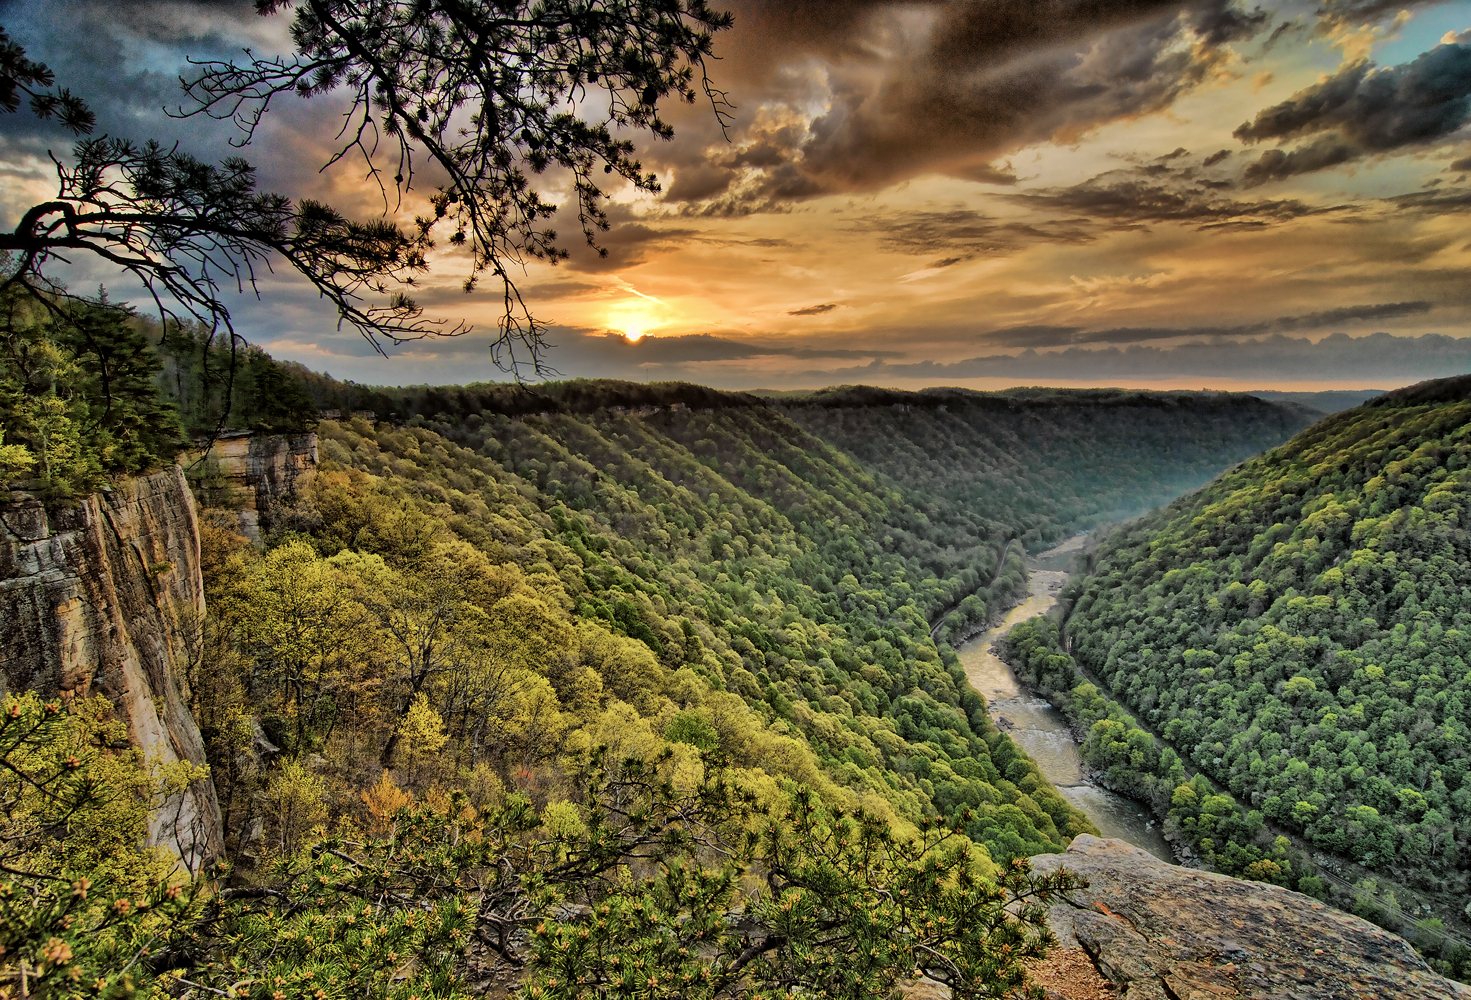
[189,431,317,542]
[1031,836,1468,999]
[0,468,223,870]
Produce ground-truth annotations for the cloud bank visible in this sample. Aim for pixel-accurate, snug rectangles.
[1237,41,1471,182]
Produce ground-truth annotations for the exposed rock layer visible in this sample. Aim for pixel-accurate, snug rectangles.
[1032,835,1467,1000]
[190,432,317,542]
[0,468,223,869]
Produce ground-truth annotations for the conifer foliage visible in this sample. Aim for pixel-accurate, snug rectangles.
[1,1,732,359]
[0,287,186,498]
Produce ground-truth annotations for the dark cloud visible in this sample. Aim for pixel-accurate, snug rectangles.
[1236,42,1471,182]
[794,4,1240,195]
[803,332,1471,386]
[1100,301,1435,343]
[518,278,606,300]
[1450,154,1471,172]
[852,209,1096,263]
[923,0,1228,66]
[1009,168,1338,228]
[1242,135,1357,183]
[547,332,899,368]
[570,221,699,272]
[332,326,904,373]
[729,237,791,249]
[1203,148,1234,166]
[0,0,360,216]
[659,5,1471,206]
[553,200,703,272]
[394,274,601,317]
[675,193,796,219]
[1236,60,1369,142]
[1313,0,1448,30]
[1,7,181,144]
[656,0,1274,211]
[788,303,840,316]
[1263,19,1305,50]
[979,325,1088,349]
[1270,300,1435,327]
[552,203,794,272]
[1190,1,1272,45]
[0,1,276,138]
[1387,185,1471,212]
[984,300,1433,347]
[270,327,1471,390]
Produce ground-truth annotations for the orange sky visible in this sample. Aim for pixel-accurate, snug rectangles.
[3,1,1471,390]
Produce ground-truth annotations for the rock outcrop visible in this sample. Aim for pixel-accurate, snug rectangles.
[1031,835,1467,1000]
[189,431,317,542]
[0,468,223,870]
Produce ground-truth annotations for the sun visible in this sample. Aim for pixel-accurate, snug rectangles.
[607,298,664,342]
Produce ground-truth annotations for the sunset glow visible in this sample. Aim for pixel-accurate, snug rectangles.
[3,1,1470,390]
[606,299,665,343]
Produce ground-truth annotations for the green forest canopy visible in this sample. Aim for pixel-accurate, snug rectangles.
[1062,375,1471,945]
[1,309,1325,994]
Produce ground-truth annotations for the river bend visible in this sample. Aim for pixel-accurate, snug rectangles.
[956,542,1173,861]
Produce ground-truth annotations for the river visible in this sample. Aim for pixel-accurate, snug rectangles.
[957,538,1174,861]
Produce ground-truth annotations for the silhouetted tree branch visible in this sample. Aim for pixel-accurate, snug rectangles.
[0,3,733,370]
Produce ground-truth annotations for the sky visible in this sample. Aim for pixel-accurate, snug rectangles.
[3,0,1471,391]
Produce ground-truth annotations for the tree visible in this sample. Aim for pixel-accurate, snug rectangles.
[0,692,201,998]
[199,753,1078,1000]
[0,288,105,498]
[0,2,732,366]
[51,293,189,472]
[230,540,377,750]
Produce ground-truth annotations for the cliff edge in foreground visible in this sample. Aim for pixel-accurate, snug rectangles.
[1032,836,1467,1000]
[0,468,223,869]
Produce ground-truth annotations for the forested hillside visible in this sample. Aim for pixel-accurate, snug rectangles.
[1,322,1323,994]
[218,409,1085,864]
[196,384,1313,855]
[783,386,1313,551]
[1059,375,1471,952]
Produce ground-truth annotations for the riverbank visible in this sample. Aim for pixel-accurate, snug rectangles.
[955,540,1173,861]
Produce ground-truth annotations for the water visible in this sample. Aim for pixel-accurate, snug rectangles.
[957,545,1174,861]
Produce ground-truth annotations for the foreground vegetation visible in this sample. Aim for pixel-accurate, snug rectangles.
[2,690,1083,999]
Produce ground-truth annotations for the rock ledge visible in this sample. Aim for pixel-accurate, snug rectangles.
[1031,835,1467,1000]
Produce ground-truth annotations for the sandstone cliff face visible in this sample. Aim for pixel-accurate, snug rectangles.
[1031,835,1468,1000]
[190,432,317,542]
[0,468,223,870]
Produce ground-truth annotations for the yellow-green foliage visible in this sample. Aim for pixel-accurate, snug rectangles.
[170,385,1309,994]
[0,693,198,998]
[186,754,1076,1000]
[0,427,36,482]
[227,416,1091,863]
